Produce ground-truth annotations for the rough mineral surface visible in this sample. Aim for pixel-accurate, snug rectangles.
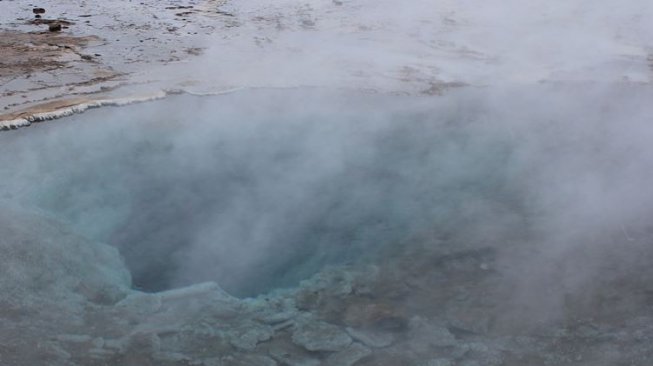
[2,1,653,366]
[3,193,653,365]
[292,320,353,352]
[1,0,651,126]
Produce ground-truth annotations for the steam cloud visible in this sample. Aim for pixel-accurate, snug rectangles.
[1,84,652,309]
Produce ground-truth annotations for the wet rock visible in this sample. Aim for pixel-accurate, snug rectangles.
[125,332,161,354]
[268,341,321,366]
[104,338,127,353]
[459,361,481,366]
[271,320,295,332]
[257,310,297,325]
[249,296,298,325]
[216,354,278,366]
[455,341,504,366]
[465,342,490,353]
[346,327,394,348]
[296,268,355,311]
[40,341,72,362]
[343,302,407,331]
[159,282,235,303]
[116,292,162,315]
[0,206,131,305]
[89,347,120,360]
[426,359,453,366]
[56,334,93,343]
[407,317,457,352]
[445,307,494,335]
[155,282,244,321]
[202,358,222,366]
[292,320,352,352]
[323,343,371,366]
[229,324,274,350]
[153,351,192,363]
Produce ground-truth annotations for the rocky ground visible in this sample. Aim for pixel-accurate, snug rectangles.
[3,1,653,366]
[2,0,652,127]
[0,0,224,126]
[4,202,653,366]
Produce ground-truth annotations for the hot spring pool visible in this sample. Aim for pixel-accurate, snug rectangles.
[1,86,652,299]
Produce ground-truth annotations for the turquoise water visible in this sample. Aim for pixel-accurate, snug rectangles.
[1,86,651,297]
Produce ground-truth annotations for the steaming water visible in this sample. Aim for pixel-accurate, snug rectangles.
[1,86,652,298]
